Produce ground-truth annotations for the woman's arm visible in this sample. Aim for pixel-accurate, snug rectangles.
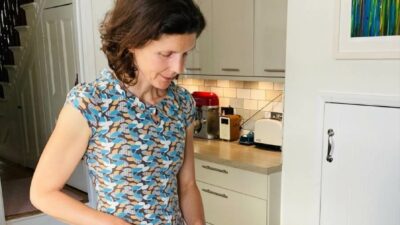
[179,124,205,225]
[30,104,129,225]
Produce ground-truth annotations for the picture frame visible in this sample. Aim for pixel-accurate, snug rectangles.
[334,0,400,59]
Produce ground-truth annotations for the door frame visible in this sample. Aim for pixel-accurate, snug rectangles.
[315,91,400,224]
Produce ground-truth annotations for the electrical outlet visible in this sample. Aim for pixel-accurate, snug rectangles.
[271,112,283,121]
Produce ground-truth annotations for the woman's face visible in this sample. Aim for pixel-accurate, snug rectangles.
[131,33,196,90]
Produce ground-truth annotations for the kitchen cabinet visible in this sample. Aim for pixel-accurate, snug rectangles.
[184,0,287,80]
[195,159,281,225]
[212,0,254,76]
[320,103,400,225]
[185,0,213,75]
[254,0,287,78]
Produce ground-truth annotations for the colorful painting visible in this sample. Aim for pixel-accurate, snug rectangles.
[351,0,400,37]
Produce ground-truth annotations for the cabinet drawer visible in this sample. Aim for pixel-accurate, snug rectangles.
[195,159,268,199]
[198,181,267,225]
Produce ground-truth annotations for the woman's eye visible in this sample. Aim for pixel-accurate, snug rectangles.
[159,52,172,58]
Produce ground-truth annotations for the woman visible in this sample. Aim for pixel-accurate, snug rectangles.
[30,0,206,224]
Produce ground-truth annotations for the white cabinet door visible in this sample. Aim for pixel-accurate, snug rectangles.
[254,0,287,78]
[185,0,213,75]
[212,0,253,76]
[198,181,267,225]
[320,103,400,225]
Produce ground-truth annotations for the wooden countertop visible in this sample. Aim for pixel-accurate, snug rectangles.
[193,138,282,175]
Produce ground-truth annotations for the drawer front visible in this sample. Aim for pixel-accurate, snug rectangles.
[198,181,267,225]
[195,159,268,199]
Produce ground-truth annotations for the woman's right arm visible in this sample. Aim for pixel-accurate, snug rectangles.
[30,104,129,225]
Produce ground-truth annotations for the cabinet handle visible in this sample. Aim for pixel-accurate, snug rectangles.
[186,67,202,71]
[221,68,240,72]
[326,129,335,163]
[201,188,228,198]
[202,165,228,174]
[206,222,215,225]
[264,69,285,73]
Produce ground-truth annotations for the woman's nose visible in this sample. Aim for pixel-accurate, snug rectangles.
[171,56,185,74]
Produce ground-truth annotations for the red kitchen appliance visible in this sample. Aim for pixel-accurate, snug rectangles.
[192,91,219,139]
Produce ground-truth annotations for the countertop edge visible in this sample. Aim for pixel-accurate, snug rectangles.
[194,152,282,175]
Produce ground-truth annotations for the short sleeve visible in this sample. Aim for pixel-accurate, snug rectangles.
[179,87,197,128]
[65,83,99,132]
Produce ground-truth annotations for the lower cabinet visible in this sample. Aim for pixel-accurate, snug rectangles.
[198,181,267,225]
[195,159,281,225]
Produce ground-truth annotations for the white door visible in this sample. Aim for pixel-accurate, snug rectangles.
[41,3,88,192]
[320,103,400,225]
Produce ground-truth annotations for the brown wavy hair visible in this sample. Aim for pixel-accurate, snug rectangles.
[100,0,206,85]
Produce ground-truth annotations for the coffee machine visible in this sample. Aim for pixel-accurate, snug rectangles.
[192,91,219,139]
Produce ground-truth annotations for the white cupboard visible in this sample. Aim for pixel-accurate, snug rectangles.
[320,103,400,225]
[185,0,213,75]
[254,0,287,78]
[195,159,281,225]
[212,0,254,76]
[184,0,287,79]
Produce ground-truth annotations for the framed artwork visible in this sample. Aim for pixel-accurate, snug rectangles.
[334,0,400,59]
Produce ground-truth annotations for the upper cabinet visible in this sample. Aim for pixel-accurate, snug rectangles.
[185,0,287,80]
[185,0,214,75]
[254,0,287,78]
[212,0,254,76]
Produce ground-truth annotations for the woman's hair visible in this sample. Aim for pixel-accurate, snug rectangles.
[100,0,206,85]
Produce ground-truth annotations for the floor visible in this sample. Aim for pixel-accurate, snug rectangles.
[0,158,88,220]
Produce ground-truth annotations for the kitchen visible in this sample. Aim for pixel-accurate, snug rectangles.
[0,0,399,224]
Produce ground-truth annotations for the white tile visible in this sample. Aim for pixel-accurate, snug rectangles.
[219,97,230,107]
[217,80,230,88]
[195,79,205,86]
[231,98,244,108]
[243,81,258,89]
[198,86,211,92]
[229,81,244,88]
[257,100,274,111]
[273,102,284,113]
[183,79,195,85]
[250,89,266,100]
[244,99,258,110]
[258,82,273,90]
[273,82,285,91]
[210,87,224,97]
[223,88,237,98]
[237,89,251,99]
[266,90,283,101]
[204,80,217,87]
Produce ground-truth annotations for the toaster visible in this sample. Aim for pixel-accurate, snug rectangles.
[254,118,283,148]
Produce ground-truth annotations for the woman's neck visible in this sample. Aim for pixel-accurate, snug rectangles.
[125,77,167,105]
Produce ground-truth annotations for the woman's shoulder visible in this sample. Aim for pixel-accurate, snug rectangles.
[68,69,117,99]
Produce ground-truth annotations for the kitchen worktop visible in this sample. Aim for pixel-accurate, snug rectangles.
[193,138,282,175]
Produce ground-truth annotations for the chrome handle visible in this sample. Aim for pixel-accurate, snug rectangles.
[326,129,335,163]
[206,222,215,225]
[221,68,240,72]
[201,188,228,198]
[186,67,201,71]
[264,69,285,73]
[202,165,228,174]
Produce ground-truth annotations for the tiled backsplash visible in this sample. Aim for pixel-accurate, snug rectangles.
[177,78,284,130]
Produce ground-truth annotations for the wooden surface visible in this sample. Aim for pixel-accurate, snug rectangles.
[193,138,282,174]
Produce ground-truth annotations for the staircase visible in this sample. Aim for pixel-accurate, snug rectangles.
[0,0,41,90]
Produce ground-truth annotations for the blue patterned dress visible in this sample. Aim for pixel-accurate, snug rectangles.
[66,69,196,224]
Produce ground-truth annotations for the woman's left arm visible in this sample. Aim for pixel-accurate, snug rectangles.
[179,124,205,225]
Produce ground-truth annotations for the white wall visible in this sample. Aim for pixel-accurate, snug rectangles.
[281,1,400,225]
